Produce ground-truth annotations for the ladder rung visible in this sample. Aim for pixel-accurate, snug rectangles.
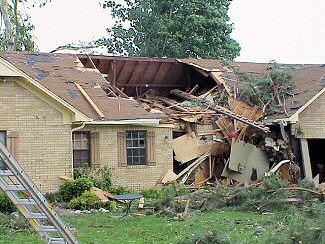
[26,212,48,219]
[0,170,14,176]
[37,225,58,232]
[49,238,66,244]
[16,199,37,205]
[3,185,25,191]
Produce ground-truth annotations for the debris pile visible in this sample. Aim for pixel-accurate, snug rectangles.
[135,77,299,187]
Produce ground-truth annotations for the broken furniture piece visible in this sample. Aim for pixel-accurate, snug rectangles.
[114,193,143,218]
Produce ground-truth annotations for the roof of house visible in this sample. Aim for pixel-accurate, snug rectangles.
[231,62,325,120]
[0,52,161,121]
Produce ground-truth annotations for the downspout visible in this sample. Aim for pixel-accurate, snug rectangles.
[70,122,86,178]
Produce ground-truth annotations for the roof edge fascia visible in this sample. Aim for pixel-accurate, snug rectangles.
[0,56,91,122]
[288,87,325,123]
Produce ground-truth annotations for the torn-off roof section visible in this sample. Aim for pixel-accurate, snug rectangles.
[77,55,205,96]
[0,52,159,121]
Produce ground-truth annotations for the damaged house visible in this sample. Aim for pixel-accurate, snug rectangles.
[0,51,323,193]
[234,62,325,182]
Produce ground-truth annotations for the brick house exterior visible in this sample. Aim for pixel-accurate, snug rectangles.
[0,52,226,192]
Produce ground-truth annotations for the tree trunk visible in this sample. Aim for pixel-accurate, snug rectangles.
[0,0,14,51]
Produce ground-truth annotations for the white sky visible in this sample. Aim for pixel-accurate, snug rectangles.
[26,0,325,64]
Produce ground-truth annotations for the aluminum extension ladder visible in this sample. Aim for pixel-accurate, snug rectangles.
[0,142,79,244]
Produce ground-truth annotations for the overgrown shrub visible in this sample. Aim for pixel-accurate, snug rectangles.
[109,186,134,195]
[142,187,162,200]
[67,191,103,210]
[59,177,93,202]
[0,192,16,214]
[74,165,112,191]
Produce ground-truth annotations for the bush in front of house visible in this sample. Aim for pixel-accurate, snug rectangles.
[59,177,93,202]
[67,191,102,210]
[0,192,16,214]
[74,165,112,191]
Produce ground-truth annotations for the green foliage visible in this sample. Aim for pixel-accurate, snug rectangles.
[67,191,103,210]
[0,5,37,51]
[159,184,177,209]
[74,165,112,191]
[241,64,294,114]
[0,212,29,231]
[0,192,16,214]
[59,178,93,202]
[142,187,163,200]
[109,185,134,195]
[99,0,240,59]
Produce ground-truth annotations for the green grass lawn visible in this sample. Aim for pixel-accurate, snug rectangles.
[2,203,325,244]
[0,209,280,244]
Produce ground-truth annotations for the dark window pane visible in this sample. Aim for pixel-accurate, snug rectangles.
[126,130,147,165]
[73,132,90,168]
[133,149,139,156]
[139,139,145,147]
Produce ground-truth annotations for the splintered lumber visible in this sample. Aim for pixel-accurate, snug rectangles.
[210,71,232,95]
[170,89,269,132]
[216,116,235,138]
[162,153,210,184]
[175,200,190,220]
[107,84,129,99]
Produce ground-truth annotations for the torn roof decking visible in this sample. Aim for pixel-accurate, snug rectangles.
[78,55,229,96]
[0,52,159,121]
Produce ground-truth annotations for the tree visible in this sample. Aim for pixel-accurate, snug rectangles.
[0,0,48,51]
[240,63,294,115]
[98,0,240,59]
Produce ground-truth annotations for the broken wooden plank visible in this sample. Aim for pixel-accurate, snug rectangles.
[170,89,269,132]
[74,82,105,119]
[162,153,210,184]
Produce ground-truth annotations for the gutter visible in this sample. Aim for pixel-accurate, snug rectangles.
[84,119,161,127]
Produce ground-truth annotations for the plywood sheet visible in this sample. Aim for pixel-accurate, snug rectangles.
[172,134,201,164]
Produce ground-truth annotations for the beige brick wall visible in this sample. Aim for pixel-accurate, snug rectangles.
[297,93,325,139]
[83,125,173,190]
[0,80,72,193]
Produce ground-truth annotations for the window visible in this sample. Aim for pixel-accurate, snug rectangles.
[0,131,6,170]
[126,131,147,165]
[72,131,90,168]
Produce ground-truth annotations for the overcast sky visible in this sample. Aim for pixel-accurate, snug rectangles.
[26,0,325,64]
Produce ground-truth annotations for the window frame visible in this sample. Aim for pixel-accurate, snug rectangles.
[126,130,147,166]
[72,131,91,168]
